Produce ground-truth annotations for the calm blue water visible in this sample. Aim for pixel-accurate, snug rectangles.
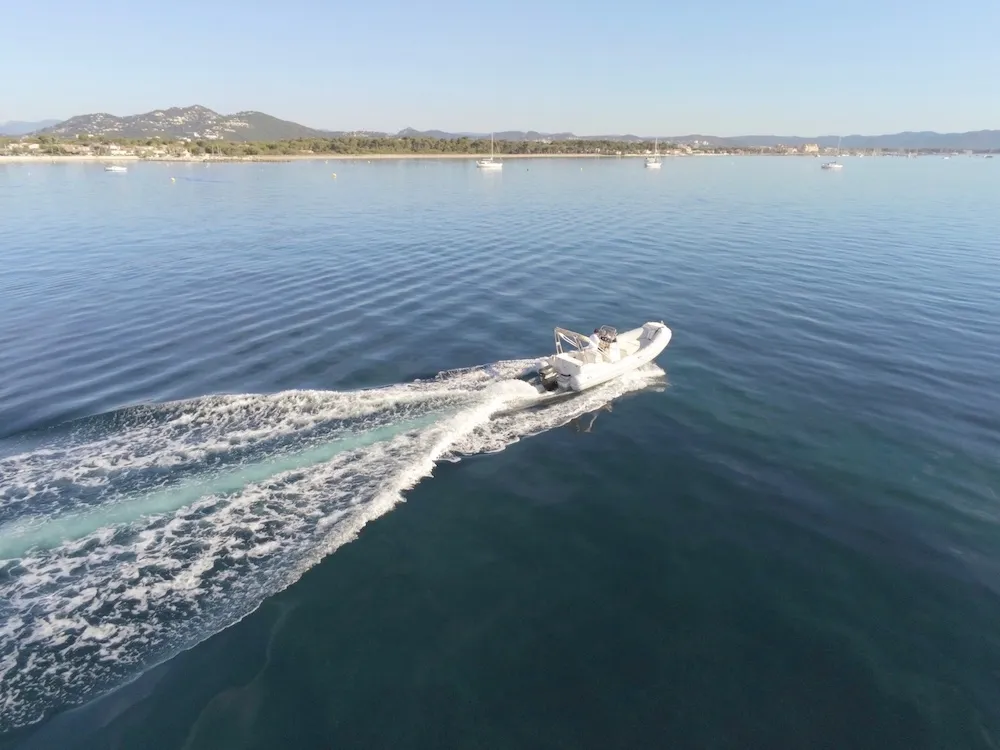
[1,156,999,749]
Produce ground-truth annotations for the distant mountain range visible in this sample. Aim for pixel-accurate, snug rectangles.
[396,128,1000,150]
[706,131,1000,150]
[0,119,60,136]
[395,127,580,142]
[11,106,999,149]
[36,106,325,142]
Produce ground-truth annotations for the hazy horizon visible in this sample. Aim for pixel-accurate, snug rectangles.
[3,0,998,135]
[4,108,999,140]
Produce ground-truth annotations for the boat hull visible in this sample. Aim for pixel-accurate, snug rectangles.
[567,324,670,391]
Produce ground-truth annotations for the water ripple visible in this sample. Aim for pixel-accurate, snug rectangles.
[1,157,999,737]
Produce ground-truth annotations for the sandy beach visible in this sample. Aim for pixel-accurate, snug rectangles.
[0,155,142,164]
[0,152,658,165]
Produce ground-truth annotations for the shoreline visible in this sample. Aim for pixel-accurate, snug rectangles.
[0,152,760,165]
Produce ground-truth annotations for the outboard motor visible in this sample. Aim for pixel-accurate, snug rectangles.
[518,362,561,392]
[538,363,560,392]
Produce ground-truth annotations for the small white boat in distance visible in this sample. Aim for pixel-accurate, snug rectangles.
[104,164,128,172]
[645,138,662,168]
[822,136,844,170]
[476,133,503,170]
[523,322,672,393]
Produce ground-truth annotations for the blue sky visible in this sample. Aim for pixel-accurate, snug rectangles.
[3,0,998,135]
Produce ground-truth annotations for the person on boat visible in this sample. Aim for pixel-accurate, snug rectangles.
[588,329,602,350]
[608,336,620,362]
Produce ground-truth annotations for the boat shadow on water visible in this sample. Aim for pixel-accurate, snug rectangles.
[569,403,613,433]
[565,378,669,435]
[489,373,669,436]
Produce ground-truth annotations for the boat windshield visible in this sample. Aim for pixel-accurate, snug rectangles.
[554,327,588,353]
[553,326,615,353]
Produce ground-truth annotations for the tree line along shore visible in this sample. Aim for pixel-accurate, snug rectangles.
[0,134,764,159]
[0,134,890,159]
[1,134,985,160]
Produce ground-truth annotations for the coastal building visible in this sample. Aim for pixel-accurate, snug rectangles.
[802,143,820,153]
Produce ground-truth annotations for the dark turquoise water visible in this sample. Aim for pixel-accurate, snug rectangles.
[1,156,999,749]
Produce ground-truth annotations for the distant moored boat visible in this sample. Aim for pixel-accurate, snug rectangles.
[821,136,844,170]
[476,133,502,170]
[645,138,662,169]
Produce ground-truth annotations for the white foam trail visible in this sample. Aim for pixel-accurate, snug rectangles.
[0,414,442,559]
[452,365,667,456]
[0,360,662,732]
[0,360,535,522]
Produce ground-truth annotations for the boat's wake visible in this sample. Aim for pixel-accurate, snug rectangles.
[0,359,665,732]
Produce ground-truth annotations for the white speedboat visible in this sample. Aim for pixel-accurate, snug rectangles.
[522,322,672,393]
[104,164,128,172]
[476,132,503,170]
